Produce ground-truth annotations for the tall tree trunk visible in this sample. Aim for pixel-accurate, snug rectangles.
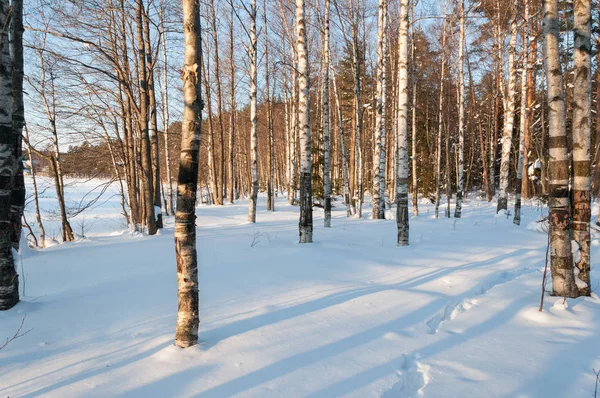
[331,60,353,217]
[136,0,157,235]
[372,0,387,220]
[264,0,275,212]
[323,0,332,227]
[466,49,491,201]
[144,7,163,227]
[497,1,518,213]
[209,0,225,206]
[352,11,363,219]
[514,0,530,226]
[410,2,418,216]
[175,0,202,348]
[543,0,577,298]
[0,0,18,309]
[522,3,537,200]
[454,0,465,218]
[248,0,259,223]
[297,0,312,243]
[434,13,448,219]
[160,12,174,216]
[228,8,236,205]
[10,0,24,250]
[396,0,409,246]
[572,0,592,296]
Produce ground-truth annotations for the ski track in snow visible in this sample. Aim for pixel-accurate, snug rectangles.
[425,267,535,334]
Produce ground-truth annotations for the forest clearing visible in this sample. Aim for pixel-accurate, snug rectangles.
[0,178,599,397]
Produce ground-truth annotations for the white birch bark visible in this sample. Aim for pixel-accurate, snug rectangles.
[497,1,518,213]
[323,0,332,227]
[434,11,448,219]
[396,0,409,245]
[0,0,17,309]
[572,0,592,296]
[543,0,577,297]
[454,0,465,218]
[372,0,387,220]
[297,0,312,243]
[248,0,258,223]
[514,0,529,226]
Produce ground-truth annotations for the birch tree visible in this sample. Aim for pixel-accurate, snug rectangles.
[372,0,387,220]
[0,0,18,310]
[396,0,409,246]
[297,0,312,243]
[434,11,448,219]
[175,0,202,348]
[543,0,577,297]
[11,0,25,249]
[497,0,518,213]
[323,0,332,227]
[514,0,529,226]
[571,0,592,296]
[248,0,259,223]
[454,0,465,218]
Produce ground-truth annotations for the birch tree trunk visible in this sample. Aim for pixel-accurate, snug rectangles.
[175,0,202,348]
[331,61,353,217]
[228,8,236,205]
[0,0,17,310]
[10,0,24,250]
[264,0,275,212]
[248,0,258,223]
[497,2,518,213]
[514,0,529,226]
[454,0,465,218]
[410,1,418,216]
[396,0,409,246]
[372,0,387,220]
[323,0,332,227]
[572,0,592,296]
[352,9,363,219]
[160,13,174,216]
[144,7,163,227]
[434,13,448,219]
[297,0,312,243]
[209,0,225,206]
[543,0,577,298]
[136,0,157,235]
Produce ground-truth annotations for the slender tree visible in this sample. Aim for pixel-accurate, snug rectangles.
[175,0,202,348]
[372,0,387,220]
[454,0,465,218]
[396,0,409,245]
[497,0,518,213]
[248,0,259,223]
[323,0,332,227]
[514,0,530,226]
[572,0,592,296]
[11,0,25,249]
[543,0,577,297]
[297,0,312,243]
[0,0,18,310]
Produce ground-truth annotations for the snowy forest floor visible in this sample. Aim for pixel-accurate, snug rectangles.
[1,177,600,397]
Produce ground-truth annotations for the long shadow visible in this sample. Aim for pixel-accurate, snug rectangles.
[197,298,449,397]
[202,249,532,347]
[307,296,528,397]
[8,339,172,398]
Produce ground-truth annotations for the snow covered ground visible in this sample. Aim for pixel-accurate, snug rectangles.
[1,177,600,397]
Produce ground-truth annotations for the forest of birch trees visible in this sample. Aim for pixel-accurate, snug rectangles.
[0,0,598,348]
